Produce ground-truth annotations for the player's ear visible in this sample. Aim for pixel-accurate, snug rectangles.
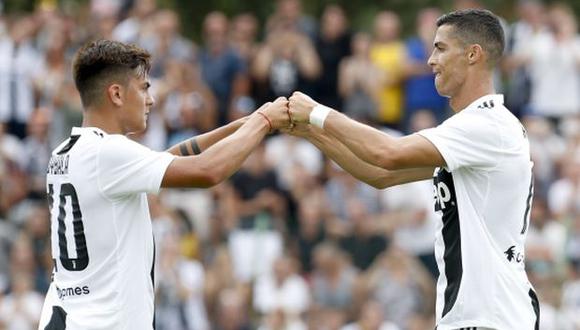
[467,44,483,65]
[107,84,124,107]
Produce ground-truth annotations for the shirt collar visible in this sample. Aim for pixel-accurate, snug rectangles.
[466,94,504,110]
[71,127,107,137]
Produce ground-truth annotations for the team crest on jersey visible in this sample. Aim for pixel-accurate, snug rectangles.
[504,245,524,263]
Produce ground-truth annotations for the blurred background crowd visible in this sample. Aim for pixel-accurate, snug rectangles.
[0,0,578,329]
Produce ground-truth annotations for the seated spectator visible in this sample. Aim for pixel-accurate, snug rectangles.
[362,248,435,329]
[0,272,43,329]
[338,198,388,271]
[253,255,310,325]
[155,231,209,330]
[293,191,328,274]
[341,300,400,330]
[214,288,252,330]
[311,242,358,312]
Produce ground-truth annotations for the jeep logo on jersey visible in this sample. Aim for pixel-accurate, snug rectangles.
[504,245,524,263]
[433,168,457,212]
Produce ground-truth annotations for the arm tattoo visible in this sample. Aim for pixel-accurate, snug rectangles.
[190,138,201,155]
[179,143,189,156]
[179,137,201,156]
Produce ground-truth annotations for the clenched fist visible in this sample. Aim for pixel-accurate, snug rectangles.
[288,91,318,124]
[257,97,292,131]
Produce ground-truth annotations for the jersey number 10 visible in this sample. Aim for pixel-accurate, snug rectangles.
[48,183,89,272]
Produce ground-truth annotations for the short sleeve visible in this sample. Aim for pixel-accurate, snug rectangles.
[97,136,175,198]
[418,111,502,171]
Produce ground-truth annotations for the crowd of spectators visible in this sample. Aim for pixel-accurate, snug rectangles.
[0,0,578,329]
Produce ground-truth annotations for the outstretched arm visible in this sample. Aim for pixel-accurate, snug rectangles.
[166,116,248,156]
[288,92,445,171]
[286,124,434,189]
[162,98,290,188]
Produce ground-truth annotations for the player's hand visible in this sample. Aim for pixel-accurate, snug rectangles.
[280,122,311,138]
[288,91,318,124]
[260,97,291,131]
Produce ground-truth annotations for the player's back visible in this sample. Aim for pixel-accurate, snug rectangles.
[44,127,167,329]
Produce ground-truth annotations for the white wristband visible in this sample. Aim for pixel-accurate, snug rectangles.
[309,104,331,128]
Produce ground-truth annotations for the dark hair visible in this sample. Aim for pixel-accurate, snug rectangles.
[72,39,151,108]
[436,9,505,66]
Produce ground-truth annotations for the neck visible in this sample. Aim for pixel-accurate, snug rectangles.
[449,69,495,112]
[82,106,123,135]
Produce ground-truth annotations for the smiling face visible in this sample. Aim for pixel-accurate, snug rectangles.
[428,24,469,98]
[118,72,154,135]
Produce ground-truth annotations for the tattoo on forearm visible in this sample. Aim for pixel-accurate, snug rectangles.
[190,138,201,155]
[179,137,201,156]
[179,143,189,156]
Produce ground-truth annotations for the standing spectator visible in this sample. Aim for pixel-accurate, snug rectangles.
[142,9,195,79]
[112,0,157,43]
[0,15,43,139]
[155,232,209,330]
[502,0,545,117]
[547,148,580,220]
[0,215,17,292]
[403,8,448,130]
[370,11,406,128]
[527,3,580,121]
[252,22,321,104]
[199,11,250,125]
[158,59,217,146]
[0,272,44,330]
[524,116,567,197]
[264,131,323,191]
[314,4,351,110]
[266,0,317,41]
[338,32,382,123]
[21,109,52,199]
[20,202,52,293]
[229,13,259,66]
[228,143,287,282]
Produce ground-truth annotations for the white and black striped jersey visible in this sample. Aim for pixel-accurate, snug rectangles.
[419,95,540,330]
[39,127,175,330]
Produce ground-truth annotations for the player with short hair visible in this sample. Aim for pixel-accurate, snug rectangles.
[38,39,289,330]
[287,9,539,330]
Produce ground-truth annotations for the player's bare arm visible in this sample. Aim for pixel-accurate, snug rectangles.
[166,116,249,156]
[288,91,445,171]
[284,123,434,189]
[161,97,290,188]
